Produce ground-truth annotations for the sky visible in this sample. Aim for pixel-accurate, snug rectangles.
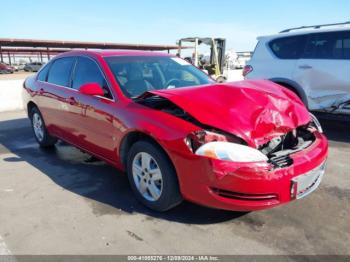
[2,0,350,51]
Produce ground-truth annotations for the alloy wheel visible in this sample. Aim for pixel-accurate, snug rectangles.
[32,113,44,142]
[132,152,163,201]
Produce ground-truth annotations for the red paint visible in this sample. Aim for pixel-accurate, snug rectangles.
[22,50,328,211]
[242,65,253,77]
[0,63,14,73]
[79,83,105,96]
[148,80,311,147]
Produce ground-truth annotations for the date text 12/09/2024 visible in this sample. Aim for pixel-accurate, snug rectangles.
[127,256,219,261]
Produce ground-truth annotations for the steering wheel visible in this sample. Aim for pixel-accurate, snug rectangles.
[164,79,181,89]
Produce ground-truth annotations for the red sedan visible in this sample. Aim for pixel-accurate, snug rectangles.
[23,50,328,212]
[0,63,15,74]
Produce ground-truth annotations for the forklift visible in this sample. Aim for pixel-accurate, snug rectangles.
[177,37,226,82]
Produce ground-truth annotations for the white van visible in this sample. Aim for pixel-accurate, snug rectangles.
[244,22,350,116]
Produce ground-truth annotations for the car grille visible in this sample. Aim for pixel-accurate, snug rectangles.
[269,155,294,168]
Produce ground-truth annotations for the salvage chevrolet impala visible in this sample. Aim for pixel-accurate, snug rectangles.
[23,51,328,211]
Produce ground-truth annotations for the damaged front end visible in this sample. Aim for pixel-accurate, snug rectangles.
[258,121,318,168]
[188,120,319,170]
[131,80,328,211]
[259,113,322,168]
[135,92,322,170]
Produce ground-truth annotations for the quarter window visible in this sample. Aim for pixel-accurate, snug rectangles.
[37,63,51,82]
[47,57,75,87]
[269,35,306,59]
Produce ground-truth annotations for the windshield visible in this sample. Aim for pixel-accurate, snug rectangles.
[104,56,214,98]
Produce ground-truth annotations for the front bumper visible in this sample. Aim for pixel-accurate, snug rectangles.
[173,132,328,211]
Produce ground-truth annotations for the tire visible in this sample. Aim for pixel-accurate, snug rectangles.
[30,107,57,148]
[126,140,183,212]
[216,76,226,83]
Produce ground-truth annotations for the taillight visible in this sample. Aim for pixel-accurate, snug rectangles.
[242,65,253,77]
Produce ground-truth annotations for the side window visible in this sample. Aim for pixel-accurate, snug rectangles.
[303,32,350,59]
[339,31,350,59]
[72,57,112,99]
[47,57,75,87]
[343,34,350,59]
[37,63,51,82]
[269,35,306,59]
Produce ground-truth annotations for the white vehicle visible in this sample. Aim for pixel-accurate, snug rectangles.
[244,22,350,116]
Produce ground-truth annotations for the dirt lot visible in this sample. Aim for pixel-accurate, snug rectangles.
[0,110,349,255]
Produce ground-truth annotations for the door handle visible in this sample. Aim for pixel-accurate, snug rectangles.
[66,97,77,105]
[298,65,312,69]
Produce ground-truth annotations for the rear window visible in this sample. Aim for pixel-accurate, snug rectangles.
[303,31,350,59]
[269,35,306,59]
[47,57,75,87]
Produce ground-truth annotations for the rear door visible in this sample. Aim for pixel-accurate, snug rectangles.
[41,56,78,140]
[293,31,350,111]
[70,56,117,161]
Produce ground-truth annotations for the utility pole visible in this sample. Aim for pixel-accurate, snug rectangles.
[0,46,3,63]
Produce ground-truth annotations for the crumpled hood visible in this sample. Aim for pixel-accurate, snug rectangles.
[147,80,311,147]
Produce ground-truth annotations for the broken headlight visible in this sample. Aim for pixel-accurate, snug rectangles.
[195,141,268,162]
[185,130,267,162]
[309,113,323,133]
[185,130,243,152]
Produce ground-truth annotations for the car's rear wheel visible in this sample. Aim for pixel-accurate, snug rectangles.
[30,107,57,147]
[126,140,182,211]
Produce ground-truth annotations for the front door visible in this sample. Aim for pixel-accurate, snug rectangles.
[69,56,118,161]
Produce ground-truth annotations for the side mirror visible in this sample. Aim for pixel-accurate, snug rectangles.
[79,83,104,96]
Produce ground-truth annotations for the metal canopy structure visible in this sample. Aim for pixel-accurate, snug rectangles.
[0,38,182,65]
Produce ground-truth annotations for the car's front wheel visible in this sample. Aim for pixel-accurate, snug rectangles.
[30,107,57,147]
[127,140,183,211]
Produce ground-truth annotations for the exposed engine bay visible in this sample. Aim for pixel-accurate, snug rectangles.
[136,94,316,169]
[258,126,316,168]
[135,95,204,127]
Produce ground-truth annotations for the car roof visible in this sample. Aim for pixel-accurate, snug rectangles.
[56,50,173,58]
[258,26,350,41]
